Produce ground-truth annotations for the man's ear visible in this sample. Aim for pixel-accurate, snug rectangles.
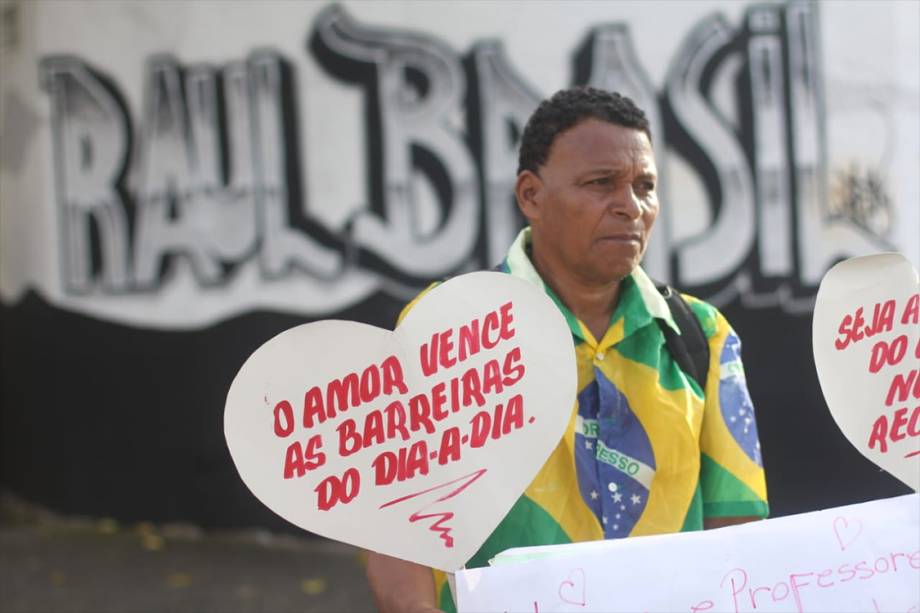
[515,170,543,223]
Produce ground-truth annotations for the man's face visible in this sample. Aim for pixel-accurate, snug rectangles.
[523,118,659,286]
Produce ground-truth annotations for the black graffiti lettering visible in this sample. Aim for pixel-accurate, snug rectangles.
[310,5,478,282]
[248,51,343,280]
[182,63,259,266]
[784,3,887,302]
[746,6,795,302]
[40,56,133,293]
[787,0,826,291]
[133,57,228,288]
[664,15,757,298]
[43,51,341,293]
[222,61,256,193]
[830,164,892,236]
[132,55,330,289]
[464,41,538,268]
[39,1,894,315]
[205,59,261,264]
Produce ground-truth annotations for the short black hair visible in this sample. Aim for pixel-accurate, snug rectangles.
[517,86,652,175]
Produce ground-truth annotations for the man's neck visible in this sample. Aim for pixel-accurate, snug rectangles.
[530,245,623,343]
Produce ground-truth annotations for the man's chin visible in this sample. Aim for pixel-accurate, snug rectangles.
[583,262,637,286]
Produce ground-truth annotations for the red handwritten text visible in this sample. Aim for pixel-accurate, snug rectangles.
[420,302,516,376]
[314,466,360,511]
[273,355,408,436]
[277,298,537,515]
[379,468,488,548]
[283,433,326,478]
[867,405,920,454]
[371,393,527,487]
[901,293,919,325]
[885,369,920,407]
[335,347,525,458]
[868,334,911,373]
[835,300,896,351]
[719,550,920,613]
[557,568,587,607]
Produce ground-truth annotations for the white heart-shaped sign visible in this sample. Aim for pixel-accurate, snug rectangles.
[224,272,577,571]
[813,253,919,491]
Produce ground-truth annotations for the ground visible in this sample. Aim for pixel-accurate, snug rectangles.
[0,493,375,613]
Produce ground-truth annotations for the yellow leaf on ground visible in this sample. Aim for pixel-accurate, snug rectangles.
[142,533,164,551]
[166,573,192,588]
[135,521,156,535]
[300,577,327,595]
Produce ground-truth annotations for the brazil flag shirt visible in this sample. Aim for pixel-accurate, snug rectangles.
[401,228,769,612]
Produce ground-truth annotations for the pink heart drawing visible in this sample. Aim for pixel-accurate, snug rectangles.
[833,516,863,551]
[558,568,587,607]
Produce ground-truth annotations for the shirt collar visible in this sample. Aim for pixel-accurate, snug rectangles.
[503,227,680,344]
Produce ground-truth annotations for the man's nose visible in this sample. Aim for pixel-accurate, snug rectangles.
[607,184,642,220]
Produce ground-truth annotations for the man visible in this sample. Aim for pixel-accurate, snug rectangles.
[366,86,768,613]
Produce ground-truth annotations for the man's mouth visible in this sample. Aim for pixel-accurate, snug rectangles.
[598,233,642,245]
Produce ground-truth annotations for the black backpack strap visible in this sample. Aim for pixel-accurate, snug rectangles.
[654,282,710,393]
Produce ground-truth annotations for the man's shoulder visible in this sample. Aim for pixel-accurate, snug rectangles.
[396,281,441,325]
[675,291,732,342]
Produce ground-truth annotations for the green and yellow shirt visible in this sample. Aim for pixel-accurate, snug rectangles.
[403,229,769,612]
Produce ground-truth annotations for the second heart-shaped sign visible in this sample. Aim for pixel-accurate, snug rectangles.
[224,272,577,571]
[813,253,920,491]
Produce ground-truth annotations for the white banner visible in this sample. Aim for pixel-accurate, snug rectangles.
[455,494,920,613]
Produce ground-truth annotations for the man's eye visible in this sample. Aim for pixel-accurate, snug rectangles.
[639,181,656,192]
[590,178,610,185]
